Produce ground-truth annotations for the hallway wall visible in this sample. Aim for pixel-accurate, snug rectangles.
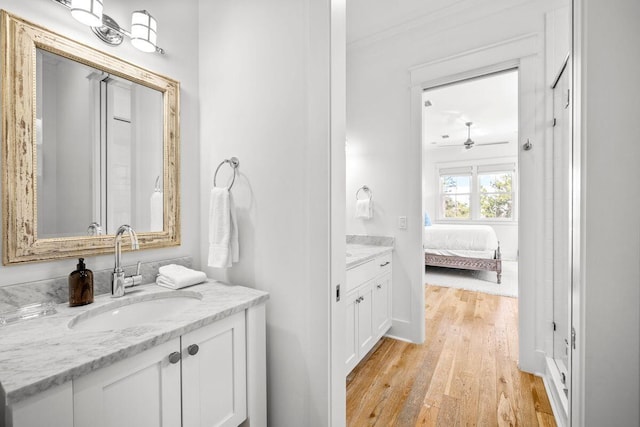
[197,0,335,425]
[575,0,640,424]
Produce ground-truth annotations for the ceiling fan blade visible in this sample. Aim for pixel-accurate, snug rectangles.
[433,144,462,149]
[475,141,510,146]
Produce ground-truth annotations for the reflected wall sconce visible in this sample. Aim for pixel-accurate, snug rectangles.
[51,0,165,54]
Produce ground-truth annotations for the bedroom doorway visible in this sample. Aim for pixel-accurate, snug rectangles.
[422,69,519,299]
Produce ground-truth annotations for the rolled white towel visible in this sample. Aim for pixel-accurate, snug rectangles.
[150,191,163,231]
[156,264,207,289]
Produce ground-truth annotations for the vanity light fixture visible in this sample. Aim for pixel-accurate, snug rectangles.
[51,0,165,54]
[130,10,157,53]
[70,0,103,27]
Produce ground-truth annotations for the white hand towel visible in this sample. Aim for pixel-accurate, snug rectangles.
[156,264,207,289]
[150,191,163,231]
[355,199,373,219]
[208,187,239,268]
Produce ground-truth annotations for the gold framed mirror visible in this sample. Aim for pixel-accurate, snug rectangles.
[1,10,180,264]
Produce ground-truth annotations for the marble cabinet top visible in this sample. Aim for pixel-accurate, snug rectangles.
[0,281,268,406]
[346,243,393,269]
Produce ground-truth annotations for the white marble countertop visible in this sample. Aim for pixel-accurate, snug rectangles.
[346,244,393,269]
[0,280,269,406]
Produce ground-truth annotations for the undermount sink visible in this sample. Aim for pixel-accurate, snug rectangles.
[68,291,203,332]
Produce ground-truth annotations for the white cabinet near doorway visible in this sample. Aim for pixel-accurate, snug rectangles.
[73,311,247,427]
[345,251,393,375]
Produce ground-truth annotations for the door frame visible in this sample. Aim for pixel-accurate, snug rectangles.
[409,33,547,373]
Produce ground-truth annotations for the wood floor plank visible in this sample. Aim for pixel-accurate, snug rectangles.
[416,402,439,426]
[536,411,557,427]
[346,285,558,427]
[435,395,460,427]
[477,327,498,427]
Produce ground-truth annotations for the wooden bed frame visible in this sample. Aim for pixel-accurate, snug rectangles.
[424,243,502,284]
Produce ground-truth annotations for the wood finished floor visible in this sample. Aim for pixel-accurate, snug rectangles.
[346,285,556,427]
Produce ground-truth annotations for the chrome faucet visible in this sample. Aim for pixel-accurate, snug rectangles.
[111,224,142,297]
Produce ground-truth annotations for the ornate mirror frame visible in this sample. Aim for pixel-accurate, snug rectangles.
[1,10,180,264]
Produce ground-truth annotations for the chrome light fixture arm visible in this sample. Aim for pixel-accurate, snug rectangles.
[50,0,165,54]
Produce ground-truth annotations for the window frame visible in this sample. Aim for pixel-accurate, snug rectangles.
[436,159,518,223]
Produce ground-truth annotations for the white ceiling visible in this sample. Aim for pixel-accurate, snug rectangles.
[422,70,518,151]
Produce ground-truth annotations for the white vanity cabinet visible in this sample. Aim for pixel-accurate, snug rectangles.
[345,281,375,374]
[345,252,392,375]
[74,311,247,427]
[73,338,183,427]
[1,284,268,427]
[372,272,392,337]
[181,312,247,427]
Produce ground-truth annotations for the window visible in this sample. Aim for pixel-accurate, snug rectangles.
[439,166,472,219]
[438,163,516,221]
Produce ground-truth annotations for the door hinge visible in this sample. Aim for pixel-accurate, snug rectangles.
[565,89,571,108]
[552,321,557,331]
[336,284,340,302]
[552,118,557,127]
[571,327,576,349]
[561,372,566,384]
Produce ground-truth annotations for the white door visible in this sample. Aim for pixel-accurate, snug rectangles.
[73,338,181,427]
[552,60,572,391]
[182,311,247,427]
[357,282,375,358]
[345,290,359,374]
[372,273,392,337]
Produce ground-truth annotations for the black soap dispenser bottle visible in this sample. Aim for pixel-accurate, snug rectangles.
[69,258,94,307]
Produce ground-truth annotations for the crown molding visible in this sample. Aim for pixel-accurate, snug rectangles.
[347,0,535,51]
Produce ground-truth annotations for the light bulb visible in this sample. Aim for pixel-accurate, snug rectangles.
[70,0,103,27]
[130,10,157,53]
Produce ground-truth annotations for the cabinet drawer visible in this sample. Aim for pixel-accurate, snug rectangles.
[377,253,392,275]
[346,260,377,292]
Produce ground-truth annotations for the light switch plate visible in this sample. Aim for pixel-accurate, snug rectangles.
[398,216,407,229]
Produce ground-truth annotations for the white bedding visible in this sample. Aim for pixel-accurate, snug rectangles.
[424,248,496,259]
[423,224,499,252]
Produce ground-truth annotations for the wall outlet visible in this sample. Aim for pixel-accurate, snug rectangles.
[398,216,407,230]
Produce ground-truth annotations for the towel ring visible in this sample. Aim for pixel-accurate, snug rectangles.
[213,157,240,190]
[356,185,373,201]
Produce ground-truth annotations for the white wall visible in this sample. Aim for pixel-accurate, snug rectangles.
[574,0,640,424]
[346,0,559,351]
[197,0,335,425]
[0,0,201,284]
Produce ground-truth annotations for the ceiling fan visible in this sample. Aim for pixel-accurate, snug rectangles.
[460,122,509,150]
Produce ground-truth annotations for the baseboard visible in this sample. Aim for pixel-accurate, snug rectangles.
[544,357,569,427]
[387,318,419,343]
[383,333,415,344]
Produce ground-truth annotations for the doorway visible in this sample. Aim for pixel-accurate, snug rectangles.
[422,69,519,299]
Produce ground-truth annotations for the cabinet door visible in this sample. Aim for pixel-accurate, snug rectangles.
[345,291,359,375]
[73,338,181,427]
[182,311,247,427]
[357,282,375,359]
[11,382,73,427]
[372,273,392,338]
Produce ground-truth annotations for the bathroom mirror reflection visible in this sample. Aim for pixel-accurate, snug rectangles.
[2,10,180,264]
[36,49,164,238]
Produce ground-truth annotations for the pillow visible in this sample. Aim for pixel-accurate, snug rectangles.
[424,211,432,226]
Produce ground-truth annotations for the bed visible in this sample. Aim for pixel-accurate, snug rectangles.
[423,224,502,283]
